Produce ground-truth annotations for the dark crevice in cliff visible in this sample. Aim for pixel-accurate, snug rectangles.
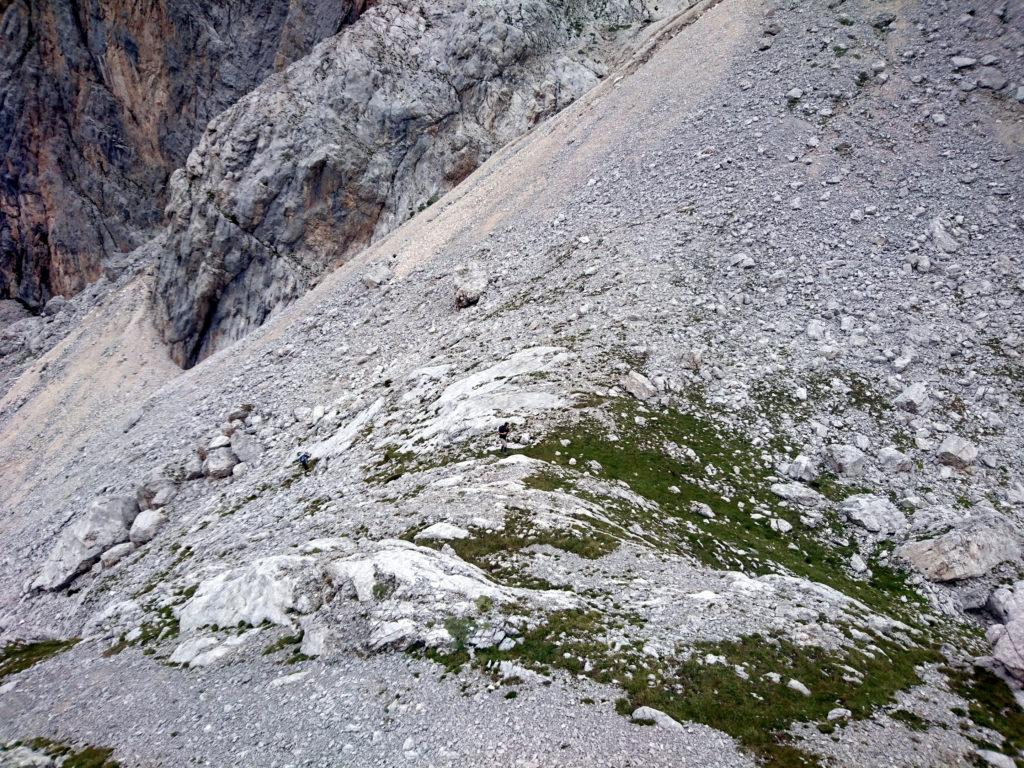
[338,0,372,31]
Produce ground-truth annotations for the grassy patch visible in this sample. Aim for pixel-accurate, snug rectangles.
[106,586,193,657]
[0,639,79,681]
[263,633,303,656]
[519,397,922,618]
[427,608,940,767]
[620,634,938,766]
[430,506,615,588]
[304,496,329,516]
[889,708,930,731]
[11,738,118,767]
[946,664,1024,758]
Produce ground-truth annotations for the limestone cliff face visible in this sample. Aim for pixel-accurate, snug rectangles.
[153,0,671,367]
[0,0,357,309]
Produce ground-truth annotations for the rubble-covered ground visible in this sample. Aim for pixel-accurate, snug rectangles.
[2,0,1024,766]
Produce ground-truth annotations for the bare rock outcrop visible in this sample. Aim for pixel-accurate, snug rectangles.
[152,0,673,366]
[31,495,140,591]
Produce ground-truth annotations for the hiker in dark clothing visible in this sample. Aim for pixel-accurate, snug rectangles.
[498,422,510,452]
[296,451,311,471]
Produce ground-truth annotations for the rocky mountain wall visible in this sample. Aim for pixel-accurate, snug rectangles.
[152,0,677,367]
[0,0,359,309]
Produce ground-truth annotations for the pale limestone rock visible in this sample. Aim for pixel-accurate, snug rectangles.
[129,509,167,545]
[899,524,1020,582]
[177,555,317,631]
[32,496,139,591]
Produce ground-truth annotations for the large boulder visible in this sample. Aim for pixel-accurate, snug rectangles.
[620,370,657,401]
[877,446,912,472]
[100,542,135,568]
[322,539,574,653]
[136,467,178,510]
[840,494,906,534]
[786,455,819,483]
[898,522,1020,582]
[32,496,139,591]
[987,582,1024,683]
[988,582,1024,624]
[129,509,168,545]
[203,447,239,479]
[771,482,825,508]
[362,263,393,289]
[825,444,866,476]
[230,431,264,465]
[454,261,487,309]
[893,383,931,414]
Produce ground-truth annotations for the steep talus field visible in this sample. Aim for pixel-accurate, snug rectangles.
[1,0,1023,766]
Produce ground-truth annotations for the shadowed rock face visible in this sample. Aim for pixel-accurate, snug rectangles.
[0,0,361,309]
[152,0,668,367]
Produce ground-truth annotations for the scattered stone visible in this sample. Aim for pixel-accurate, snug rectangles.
[976,750,1015,768]
[928,217,958,253]
[454,261,487,308]
[691,502,716,519]
[620,370,658,401]
[414,522,471,541]
[631,706,684,731]
[936,435,977,468]
[787,679,811,696]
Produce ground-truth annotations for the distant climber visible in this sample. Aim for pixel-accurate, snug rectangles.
[498,422,510,452]
[296,451,311,471]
